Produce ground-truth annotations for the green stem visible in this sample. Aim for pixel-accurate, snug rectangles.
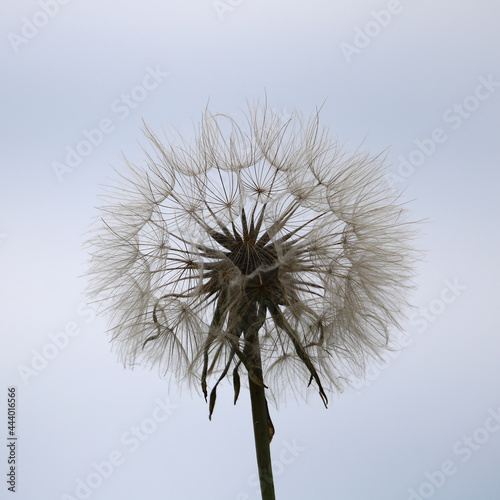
[243,305,276,500]
[248,367,276,500]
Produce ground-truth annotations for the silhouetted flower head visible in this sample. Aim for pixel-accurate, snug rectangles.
[87,104,417,410]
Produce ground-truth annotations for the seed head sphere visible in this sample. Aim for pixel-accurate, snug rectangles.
[87,104,417,411]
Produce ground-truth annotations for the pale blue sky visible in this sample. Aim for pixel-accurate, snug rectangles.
[1,1,500,499]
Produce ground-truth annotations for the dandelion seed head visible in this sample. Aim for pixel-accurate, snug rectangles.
[86,103,418,404]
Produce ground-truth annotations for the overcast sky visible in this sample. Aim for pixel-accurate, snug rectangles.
[1,1,500,499]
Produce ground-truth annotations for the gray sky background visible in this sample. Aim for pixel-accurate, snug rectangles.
[1,1,500,499]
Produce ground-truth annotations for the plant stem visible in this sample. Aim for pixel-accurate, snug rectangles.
[244,307,276,500]
[248,368,276,500]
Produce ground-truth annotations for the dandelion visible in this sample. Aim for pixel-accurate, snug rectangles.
[86,103,417,500]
